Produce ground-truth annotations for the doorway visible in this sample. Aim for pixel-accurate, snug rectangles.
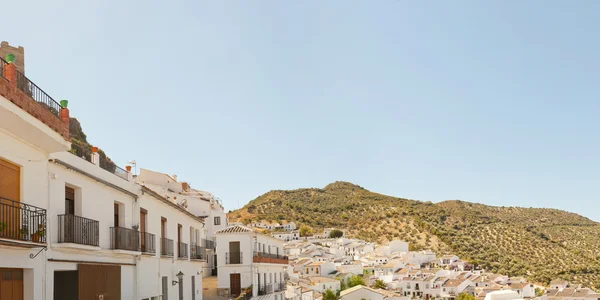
[229,241,240,264]
[54,271,78,300]
[0,268,23,300]
[230,273,241,297]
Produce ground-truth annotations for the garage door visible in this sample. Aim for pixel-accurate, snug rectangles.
[78,264,121,300]
[0,268,23,300]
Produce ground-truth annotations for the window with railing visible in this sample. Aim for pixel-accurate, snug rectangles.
[0,197,47,243]
[226,252,243,264]
[191,244,207,260]
[57,214,99,246]
[178,242,188,259]
[110,227,140,251]
[161,237,174,257]
[141,232,156,254]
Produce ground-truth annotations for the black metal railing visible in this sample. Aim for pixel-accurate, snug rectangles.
[226,252,243,264]
[99,156,129,181]
[0,57,62,118]
[191,244,207,260]
[161,238,174,256]
[178,242,188,259]
[0,197,47,243]
[141,232,156,254]
[273,282,286,292]
[57,214,99,246]
[69,142,93,163]
[110,227,140,251]
[202,238,215,249]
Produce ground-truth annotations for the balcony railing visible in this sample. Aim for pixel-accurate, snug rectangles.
[253,251,289,264]
[0,57,61,118]
[191,244,207,260]
[110,227,140,251]
[178,242,188,259]
[99,156,129,181]
[57,214,99,247]
[141,232,156,254]
[226,252,243,264]
[274,282,286,292]
[0,197,47,243]
[69,142,93,163]
[202,238,215,250]
[161,238,174,257]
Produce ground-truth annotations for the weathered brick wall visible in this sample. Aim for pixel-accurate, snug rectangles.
[0,77,69,140]
[0,41,25,74]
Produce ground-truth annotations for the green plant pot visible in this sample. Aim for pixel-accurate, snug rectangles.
[5,53,15,63]
[60,100,69,108]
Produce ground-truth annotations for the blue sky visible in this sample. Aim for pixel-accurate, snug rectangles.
[4,1,600,220]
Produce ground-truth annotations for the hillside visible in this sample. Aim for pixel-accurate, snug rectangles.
[228,181,600,290]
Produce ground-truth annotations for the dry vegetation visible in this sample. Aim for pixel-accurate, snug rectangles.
[229,181,600,290]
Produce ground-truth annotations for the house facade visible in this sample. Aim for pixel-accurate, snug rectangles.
[215,225,288,298]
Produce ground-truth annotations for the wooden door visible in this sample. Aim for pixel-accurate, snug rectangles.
[230,273,241,297]
[113,204,119,227]
[0,269,23,300]
[0,159,20,240]
[177,224,182,255]
[54,271,78,300]
[140,209,147,250]
[78,264,121,300]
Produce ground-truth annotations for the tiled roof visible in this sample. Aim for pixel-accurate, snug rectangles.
[443,278,467,287]
[310,276,339,283]
[215,225,253,234]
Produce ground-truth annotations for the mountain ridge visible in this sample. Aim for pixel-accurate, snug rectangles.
[229,181,600,290]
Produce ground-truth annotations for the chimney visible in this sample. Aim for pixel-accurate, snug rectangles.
[182,182,190,191]
[172,174,177,182]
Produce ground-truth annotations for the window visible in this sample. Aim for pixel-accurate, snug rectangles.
[65,186,75,215]
[214,217,221,225]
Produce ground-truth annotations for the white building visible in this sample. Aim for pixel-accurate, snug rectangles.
[302,261,336,277]
[0,55,207,300]
[309,276,341,293]
[215,225,288,298]
[272,230,300,242]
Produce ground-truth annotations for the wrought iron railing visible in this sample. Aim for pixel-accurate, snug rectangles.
[191,244,207,260]
[178,242,188,259]
[99,156,129,180]
[161,237,174,257]
[69,142,93,163]
[226,252,243,264]
[0,57,61,118]
[0,197,47,243]
[141,231,156,254]
[110,227,140,251]
[57,214,99,246]
[202,238,215,249]
[253,251,287,260]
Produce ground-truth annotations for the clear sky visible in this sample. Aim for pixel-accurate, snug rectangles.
[4,1,599,220]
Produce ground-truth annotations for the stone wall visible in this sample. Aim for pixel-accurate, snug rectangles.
[0,41,25,74]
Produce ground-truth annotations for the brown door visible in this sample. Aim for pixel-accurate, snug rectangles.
[230,273,241,297]
[177,224,182,256]
[229,241,241,264]
[0,159,21,240]
[78,264,121,300]
[0,269,23,300]
[140,209,147,250]
[113,204,119,227]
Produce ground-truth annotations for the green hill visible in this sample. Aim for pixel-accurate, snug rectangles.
[229,181,600,290]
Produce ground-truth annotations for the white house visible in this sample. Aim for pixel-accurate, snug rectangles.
[484,290,524,300]
[309,276,341,293]
[272,230,300,242]
[303,261,336,277]
[388,240,409,253]
[509,282,536,298]
[340,285,406,300]
[215,225,288,298]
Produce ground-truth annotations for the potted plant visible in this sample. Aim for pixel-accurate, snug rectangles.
[20,225,29,240]
[31,224,46,243]
[132,224,139,231]
[60,99,68,108]
[91,146,98,153]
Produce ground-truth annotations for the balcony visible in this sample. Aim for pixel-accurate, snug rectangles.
[57,214,99,247]
[110,227,140,252]
[141,232,156,254]
[191,244,207,260]
[253,251,289,264]
[0,197,47,245]
[258,283,285,295]
[178,242,188,259]
[0,57,70,152]
[202,238,215,250]
[226,252,243,264]
[161,238,174,257]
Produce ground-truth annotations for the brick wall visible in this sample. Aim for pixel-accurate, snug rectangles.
[0,77,69,140]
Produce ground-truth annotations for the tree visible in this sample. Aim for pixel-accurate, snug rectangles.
[372,279,387,289]
[323,289,337,300]
[299,225,313,237]
[458,293,476,300]
[348,275,365,288]
[329,229,344,238]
